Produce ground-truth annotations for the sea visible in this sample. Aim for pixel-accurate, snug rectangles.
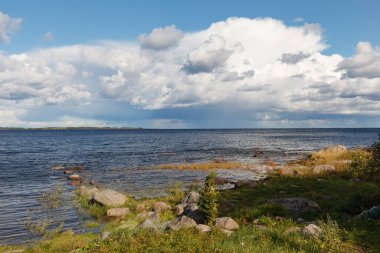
[0,128,379,244]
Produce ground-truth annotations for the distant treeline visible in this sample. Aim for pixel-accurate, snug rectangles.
[0,127,143,130]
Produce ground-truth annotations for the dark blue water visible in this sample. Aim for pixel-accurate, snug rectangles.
[0,128,379,244]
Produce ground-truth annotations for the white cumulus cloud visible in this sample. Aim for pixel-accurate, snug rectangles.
[0,11,22,43]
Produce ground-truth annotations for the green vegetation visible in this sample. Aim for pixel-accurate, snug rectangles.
[4,138,380,252]
[199,171,219,225]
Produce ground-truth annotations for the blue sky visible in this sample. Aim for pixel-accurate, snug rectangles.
[0,1,380,128]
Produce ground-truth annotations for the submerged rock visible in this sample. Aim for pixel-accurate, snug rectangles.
[68,165,85,171]
[107,208,130,218]
[167,216,197,231]
[268,197,321,215]
[93,189,126,207]
[214,217,239,231]
[68,174,81,180]
[313,165,335,174]
[50,166,64,170]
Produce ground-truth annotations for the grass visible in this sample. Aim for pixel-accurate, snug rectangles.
[4,145,380,252]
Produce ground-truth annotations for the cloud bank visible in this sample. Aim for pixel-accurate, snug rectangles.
[1,17,380,127]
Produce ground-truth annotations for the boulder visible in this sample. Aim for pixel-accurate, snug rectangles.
[313,165,335,174]
[182,191,200,204]
[215,176,229,185]
[173,204,185,216]
[234,180,257,188]
[359,205,380,220]
[253,225,267,231]
[153,202,171,213]
[51,166,64,170]
[214,217,239,231]
[268,198,321,215]
[64,170,74,174]
[196,224,211,233]
[107,208,130,218]
[139,216,161,230]
[220,229,234,236]
[184,204,204,224]
[136,204,146,213]
[69,174,81,180]
[79,186,98,199]
[302,224,322,238]
[136,211,156,220]
[167,216,197,231]
[93,189,126,207]
[101,231,110,240]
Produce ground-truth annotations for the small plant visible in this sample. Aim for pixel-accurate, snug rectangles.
[199,171,219,225]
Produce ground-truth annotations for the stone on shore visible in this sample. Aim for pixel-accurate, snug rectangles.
[214,217,239,231]
[107,208,130,218]
[69,174,81,180]
[153,202,171,213]
[174,204,185,216]
[167,216,197,231]
[302,224,322,238]
[220,229,234,236]
[68,165,85,171]
[182,191,200,204]
[64,170,74,174]
[196,224,211,233]
[313,165,335,174]
[79,186,98,199]
[136,204,146,213]
[234,179,257,188]
[93,189,126,207]
[268,197,321,215]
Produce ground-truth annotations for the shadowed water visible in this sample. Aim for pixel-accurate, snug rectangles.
[0,128,379,244]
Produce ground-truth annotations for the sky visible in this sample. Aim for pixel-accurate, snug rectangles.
[0,0,380,128]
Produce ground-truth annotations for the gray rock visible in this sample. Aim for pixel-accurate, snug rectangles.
[253,225,267,231]
[153,202,171,213]
[101,231,110,240]
[136,211,155,220]
[268,197,321,215]
[174,204,185,216]
[220,229,234,236]
[167,216,197,231]
[302,224,322,238]
[107,208,130,218]
[93,189,126,207]
[79,186,98,199]
[182,191,200,204]
[313,165,335,174]
[196,224,211,233]
[234,180,257,188]
[136,203,146,213]
[184,204,204,224]
[214,217,239,231]
[359,205,380,220]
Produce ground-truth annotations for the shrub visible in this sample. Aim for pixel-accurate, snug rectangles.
[199,171,219,225]
[348,149,371,178]
[367,133,380,180]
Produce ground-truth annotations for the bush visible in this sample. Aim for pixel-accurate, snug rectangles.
[199,171,219,225]
[367,133,380,180]
[349,149,371,178]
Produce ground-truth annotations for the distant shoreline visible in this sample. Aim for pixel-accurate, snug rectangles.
[0,127,143,130]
